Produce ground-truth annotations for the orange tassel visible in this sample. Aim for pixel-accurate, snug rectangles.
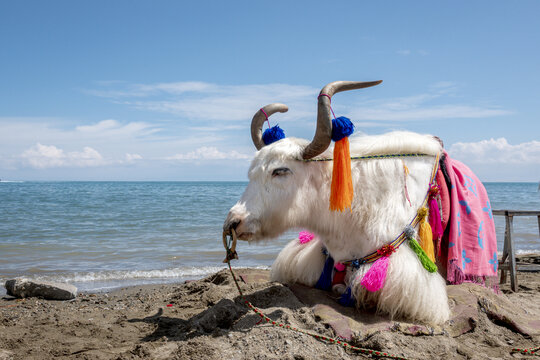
[418,207,436,262]
[330,138,353,211]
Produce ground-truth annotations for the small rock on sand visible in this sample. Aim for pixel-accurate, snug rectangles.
[0,349,13,360]
[194,298,244,332]
[4,278,77,300]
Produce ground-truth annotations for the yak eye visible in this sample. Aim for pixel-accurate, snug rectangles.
[272,167,292,177]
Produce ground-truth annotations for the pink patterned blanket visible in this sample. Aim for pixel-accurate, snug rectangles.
[438,152,498,291]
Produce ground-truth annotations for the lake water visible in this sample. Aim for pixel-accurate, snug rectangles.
[0,181,538,294]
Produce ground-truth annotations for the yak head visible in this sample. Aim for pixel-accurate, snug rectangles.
[223,80,382,242]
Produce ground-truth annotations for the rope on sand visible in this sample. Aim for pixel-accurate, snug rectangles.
[223,230,410,360]
[223,231,539,359]
[511,346,540,356]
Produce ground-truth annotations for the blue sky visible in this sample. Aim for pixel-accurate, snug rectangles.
[1,1,539,181]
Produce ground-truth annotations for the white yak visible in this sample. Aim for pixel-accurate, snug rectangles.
[223,81,450,325]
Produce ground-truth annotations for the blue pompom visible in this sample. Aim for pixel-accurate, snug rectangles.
[262,125,286,145]
[315,255,334,291]
[338,286,356,307]
[331,116,354,142]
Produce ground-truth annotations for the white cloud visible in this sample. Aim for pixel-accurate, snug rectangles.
[187,125,244,132]
[130,83,315,122]
[76,119,119,132]
[397,49,411,56]
[1,80,517,179]
[0,118,161,149]
[0,116,233,171]
[449,138,540,164]
[166,147,251,161]
[346,83,510,121]
[75,119,160,137]
[86,82,317,122]
[125,153,143,162]
[85,81,216,98]
[349,104,510,121]
[86,81,511,125]
[21,143,106,169]
[429,81,457,94]
[397,49,428,56]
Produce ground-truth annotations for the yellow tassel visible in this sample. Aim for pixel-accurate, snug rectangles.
[330,137,353,211]
[418,207,436,262]
[402,161,409,176]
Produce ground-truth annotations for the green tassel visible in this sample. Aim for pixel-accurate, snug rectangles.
[408,237,438,273]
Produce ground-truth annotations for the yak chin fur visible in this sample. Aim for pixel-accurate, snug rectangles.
[226,131,450,325]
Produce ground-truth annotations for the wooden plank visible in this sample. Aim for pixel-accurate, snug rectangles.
[492,209,540,216]
[499,263,540,272]
[516,264,540,272]
[507,210,540,216]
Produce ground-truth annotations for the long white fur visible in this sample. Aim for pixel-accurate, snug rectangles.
[226,131,450,325]
[270,236,326,286]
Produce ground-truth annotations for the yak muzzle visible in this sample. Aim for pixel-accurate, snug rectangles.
[223,213,255,241]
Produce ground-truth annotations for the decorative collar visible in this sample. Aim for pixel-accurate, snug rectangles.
[337,152,441,268]
[303,153,431,162]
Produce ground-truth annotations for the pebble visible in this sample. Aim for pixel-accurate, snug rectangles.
[194,298,242,332]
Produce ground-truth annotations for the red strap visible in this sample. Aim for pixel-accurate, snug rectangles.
[318,93,337,119]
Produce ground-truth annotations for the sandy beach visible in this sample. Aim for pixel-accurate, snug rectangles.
[1,255,539,360]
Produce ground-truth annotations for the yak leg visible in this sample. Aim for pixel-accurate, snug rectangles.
[270,237,326,286]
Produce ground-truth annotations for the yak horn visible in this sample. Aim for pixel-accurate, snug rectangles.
[302,80,383,160]
[251,103,289,150]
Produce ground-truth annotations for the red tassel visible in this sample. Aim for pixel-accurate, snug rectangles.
[330,138,353,211]
[332,263,346,287]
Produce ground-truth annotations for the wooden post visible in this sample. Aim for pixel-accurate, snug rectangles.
[494,209,540,292]
[506,214,517,292]
[499,211,508,285]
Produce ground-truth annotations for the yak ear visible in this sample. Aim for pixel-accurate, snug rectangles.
[432,135,444,148]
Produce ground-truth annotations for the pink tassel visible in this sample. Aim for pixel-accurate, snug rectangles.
[298,230,315,244]
[428,184,444,258]
[360,256,390,292]
[428,196,443,258]
[428,197,443,239]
